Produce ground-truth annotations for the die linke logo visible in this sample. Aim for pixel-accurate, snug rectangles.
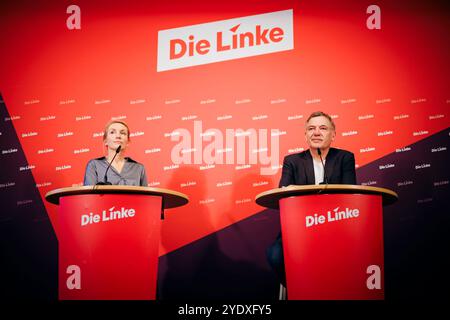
[81,206,136,227]
[157,9,294,71]
[306,207,360,228]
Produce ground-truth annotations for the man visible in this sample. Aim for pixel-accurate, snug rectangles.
[266,111,357,287]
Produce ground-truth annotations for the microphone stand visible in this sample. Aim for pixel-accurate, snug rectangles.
[318,148,329,185]
[96,145,121,185]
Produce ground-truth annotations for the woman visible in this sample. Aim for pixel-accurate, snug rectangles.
[83,120,148,186]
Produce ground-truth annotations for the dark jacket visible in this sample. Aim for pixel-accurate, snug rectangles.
[279,147,356,187]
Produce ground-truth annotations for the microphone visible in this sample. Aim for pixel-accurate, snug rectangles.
[317,148,329,185]
[96,145,121,185]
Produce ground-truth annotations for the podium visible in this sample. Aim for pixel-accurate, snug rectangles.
[45,185,188,300]
[256,184,398,300]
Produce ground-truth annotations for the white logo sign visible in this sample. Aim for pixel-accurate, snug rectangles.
[306,207,360,228]
[81,206,136,226]
[157,9,294,71]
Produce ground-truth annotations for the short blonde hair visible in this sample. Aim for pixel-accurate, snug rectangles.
[103,120,131,141]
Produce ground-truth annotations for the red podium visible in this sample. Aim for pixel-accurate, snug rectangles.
[45,186,188,300]
[256,184,398,300]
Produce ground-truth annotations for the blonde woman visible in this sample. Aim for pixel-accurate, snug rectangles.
[83,120,147,186]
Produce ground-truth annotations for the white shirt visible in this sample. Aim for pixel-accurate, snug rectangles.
[313,157,326,185]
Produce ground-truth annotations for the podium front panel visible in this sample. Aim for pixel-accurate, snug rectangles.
[58,194,162,300]
[280,194,384,300]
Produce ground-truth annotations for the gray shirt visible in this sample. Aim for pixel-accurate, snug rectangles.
[83,157,148,186]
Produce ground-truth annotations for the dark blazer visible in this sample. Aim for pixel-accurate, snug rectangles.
[279,147,357,187]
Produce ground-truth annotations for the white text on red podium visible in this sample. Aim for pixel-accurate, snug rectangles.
[81,206,136,226]
[306,207,360,228]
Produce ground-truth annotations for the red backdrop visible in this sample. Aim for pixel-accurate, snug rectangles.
[0,0,448,257]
